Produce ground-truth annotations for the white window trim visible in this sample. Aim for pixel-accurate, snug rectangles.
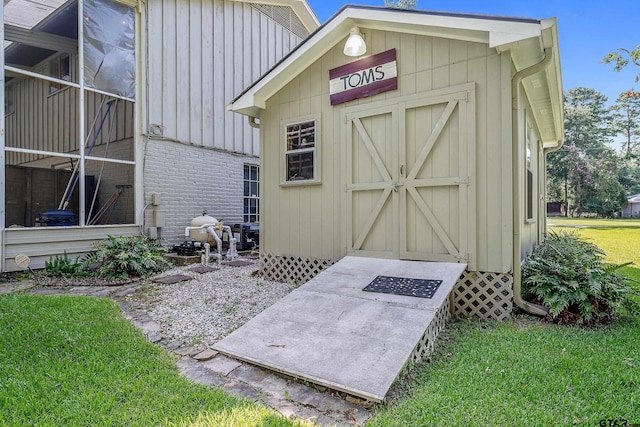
[280,113,321,186]
[243,164,260,223]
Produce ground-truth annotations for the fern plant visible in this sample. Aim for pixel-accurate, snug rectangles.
[522,230,639,324]
[81,235,171,280]
[45,252,86,278]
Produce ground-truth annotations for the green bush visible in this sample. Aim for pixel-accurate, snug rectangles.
[81,235,171,280]
[522,230,640,324]
[45,252,86,277]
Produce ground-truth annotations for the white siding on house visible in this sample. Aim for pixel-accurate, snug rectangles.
[145,0,305,158]
[141,0,308,245]
[3,225,139,272]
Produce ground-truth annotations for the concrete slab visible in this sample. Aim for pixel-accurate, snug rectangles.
[213,256,466,402]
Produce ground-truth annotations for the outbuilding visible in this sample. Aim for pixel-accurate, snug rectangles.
[230,5,564,319]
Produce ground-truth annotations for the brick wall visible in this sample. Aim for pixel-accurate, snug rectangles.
[143,138,259,245]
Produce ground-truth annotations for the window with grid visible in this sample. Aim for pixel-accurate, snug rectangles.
[244,164,259,223]
[285,120,315,182]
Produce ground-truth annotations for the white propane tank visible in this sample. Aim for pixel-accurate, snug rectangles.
[189,212,221,245]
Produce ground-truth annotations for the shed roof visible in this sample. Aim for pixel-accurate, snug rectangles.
[229,5,564,148]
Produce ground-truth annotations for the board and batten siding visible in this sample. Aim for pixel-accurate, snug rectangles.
[3,225,139,272]
[146,0,306,157]
[5,78,134,166]
[260,30,514,274]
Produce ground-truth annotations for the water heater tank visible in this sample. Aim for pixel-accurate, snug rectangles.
[189,213,221,244]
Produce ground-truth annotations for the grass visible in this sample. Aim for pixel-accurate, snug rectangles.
[367,217,640,426]
[368,317,640,427]
[0,294,297,427]
[549,216,640,285]
[3,217,638,426]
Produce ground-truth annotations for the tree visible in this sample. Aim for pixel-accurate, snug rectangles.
[384,0,418,8]
[581,151,628,217]
[612,90,640,158]
[618,158,640,195]
[602,45,640,82]
[547,87,616,215]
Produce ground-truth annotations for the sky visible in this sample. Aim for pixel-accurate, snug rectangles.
[306,0,639,108]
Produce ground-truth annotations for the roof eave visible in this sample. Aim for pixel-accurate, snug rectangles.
[229,6,561,122]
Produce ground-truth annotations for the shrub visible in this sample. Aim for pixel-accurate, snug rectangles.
[45,252,86,277]
[81,235,171,280]
[522,230,639,324]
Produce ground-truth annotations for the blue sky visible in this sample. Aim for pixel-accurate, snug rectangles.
[306,0,639,107]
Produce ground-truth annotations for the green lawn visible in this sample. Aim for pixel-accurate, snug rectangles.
[3,218,639,426]
[0,294,296,427]
[368,316,640,427]
[367,217,640,426]
[548,216,640,282]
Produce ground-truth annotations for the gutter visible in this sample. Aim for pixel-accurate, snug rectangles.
[511,48,552,316]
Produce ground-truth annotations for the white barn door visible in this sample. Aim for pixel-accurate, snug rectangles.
[344,83,476,269]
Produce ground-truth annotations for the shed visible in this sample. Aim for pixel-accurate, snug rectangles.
[620,194,640,218]
[229,5,564,319]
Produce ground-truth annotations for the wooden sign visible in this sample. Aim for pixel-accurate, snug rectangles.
[329,49,398,106]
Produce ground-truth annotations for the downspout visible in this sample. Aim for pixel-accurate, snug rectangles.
[511,48,552,316]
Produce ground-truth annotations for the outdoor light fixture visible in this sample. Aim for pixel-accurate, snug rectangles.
[343,27,366,57]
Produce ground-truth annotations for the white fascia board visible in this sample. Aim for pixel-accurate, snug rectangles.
[231,0,320,32]
[541,18,564,148]
[353,8,542,47]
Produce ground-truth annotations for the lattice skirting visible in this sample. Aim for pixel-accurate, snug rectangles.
[410,300,450,364]
[453,271,514,321]
[260,253,336,285]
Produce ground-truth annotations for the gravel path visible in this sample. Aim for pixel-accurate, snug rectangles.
[130,261,297,348]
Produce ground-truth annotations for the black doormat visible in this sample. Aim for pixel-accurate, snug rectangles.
[363,275,443,299]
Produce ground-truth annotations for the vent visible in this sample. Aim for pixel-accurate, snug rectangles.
[250,3,309,40]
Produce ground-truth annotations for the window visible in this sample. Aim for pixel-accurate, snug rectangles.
[285,120,316,182]
[49,54,71,93]
[244,164,259,223]
[526,123,534,221]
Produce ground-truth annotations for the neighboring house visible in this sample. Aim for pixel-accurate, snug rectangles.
[619,194,640,218]
[229,5,564,319]
[1,0,318,271]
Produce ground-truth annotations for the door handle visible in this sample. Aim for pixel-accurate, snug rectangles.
[400,164,404,176]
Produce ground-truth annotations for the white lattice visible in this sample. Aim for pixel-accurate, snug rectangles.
[260,253,335,285]
[410,300,451,364]
[453,271,513,321]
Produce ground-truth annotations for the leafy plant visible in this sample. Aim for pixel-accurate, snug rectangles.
[45,252,86,277]
[522,230,640,324]
[81,235,171,280]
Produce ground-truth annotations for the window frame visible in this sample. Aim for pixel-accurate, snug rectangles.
[525,118,535,222]
[243,164,259,223]
[281,113,321,186]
